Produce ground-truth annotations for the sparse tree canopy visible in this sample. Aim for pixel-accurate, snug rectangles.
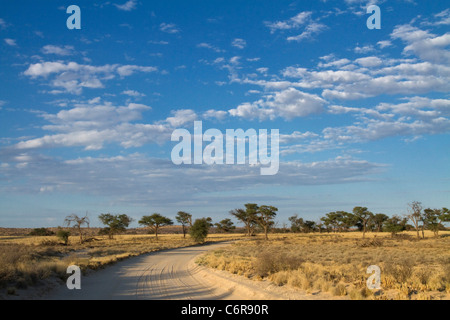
[139,213,173,240]
[383,215,407,237]
[214,218,236,233]
[423,208,450,237]
[321,211,355,233]
[176,211,192,238]
[64,213,90,244]
[372,213,389,233]
[289,215,303,233]
[407,201,424,239]
[230,203,259,236]
[353,206,374,238]
[257,205,278,240]
[98,213,133,239]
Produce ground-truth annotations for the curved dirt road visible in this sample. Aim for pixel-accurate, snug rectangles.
[43,242,250,300]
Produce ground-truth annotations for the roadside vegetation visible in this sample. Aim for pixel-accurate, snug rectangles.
[197,231,450,300]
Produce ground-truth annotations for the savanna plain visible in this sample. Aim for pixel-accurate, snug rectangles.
[1,227,449,300]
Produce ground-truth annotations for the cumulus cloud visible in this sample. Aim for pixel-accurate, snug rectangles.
[165,109,198,127]
[203,109,228,121]
[41,45,75,56]
[391,24,450,64]
[229,88,326,121]
[13,101,177,151]
[23,61,157,94]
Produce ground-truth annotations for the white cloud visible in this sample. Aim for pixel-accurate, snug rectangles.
[23,61,157,94]
[160,23,180,34]
[377,40,392,48]
[232,38,246,49]
[229,88,326,121]
[287,22,327,42]
[117,65,157,77]
[0,151,386,206]
[391,24,450,64]
[114,0,137,11]
[422,9,450,26]
[165,109,198,127]
[4,38,17,46]
[203,109,228,121]
[0,18,7,29]
[41,45,75,56]
[197,43,223,53]
[355,56,383,67]
[266,11,312,33]
[354,45,375,54]
[14,101,176,151]
[122,90,146,97]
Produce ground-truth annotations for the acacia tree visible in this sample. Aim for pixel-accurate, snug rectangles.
[98,213,133,239]
[230,204,258,236]
[176,211,192,238]
[383,215,407,237]
[214,218,236,233]
[257,205,278,240]
[64,213,90,244]
[289,215,303,233]
[424,208,450,237]
[321,211,354,233]
[372,213,389,233]
[407,201,424,239]
[353,206,374,238]
[139,213,173,240]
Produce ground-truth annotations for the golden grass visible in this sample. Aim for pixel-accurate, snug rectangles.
[196,231,450,300]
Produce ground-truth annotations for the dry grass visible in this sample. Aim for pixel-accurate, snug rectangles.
[197,231,450,300]
[0,232,240,295]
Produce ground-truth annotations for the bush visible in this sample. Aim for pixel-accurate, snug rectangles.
[189,218,210,243]
[254,251,304,277]
[56,229,70,245]
[29,228,55,236]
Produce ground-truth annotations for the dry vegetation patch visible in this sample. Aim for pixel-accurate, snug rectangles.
[197,232,450,300]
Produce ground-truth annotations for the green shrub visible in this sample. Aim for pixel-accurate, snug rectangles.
[189,218,210,243]
[56,229,70,245]
[29,228,55,236]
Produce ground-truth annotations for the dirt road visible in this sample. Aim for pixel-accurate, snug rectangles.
[42,242,256,300]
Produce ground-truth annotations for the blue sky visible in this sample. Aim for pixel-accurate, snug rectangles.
[0,0,449,228]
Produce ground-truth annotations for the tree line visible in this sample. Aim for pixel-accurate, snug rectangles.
[288,201,449,239]
[41,201,448,245]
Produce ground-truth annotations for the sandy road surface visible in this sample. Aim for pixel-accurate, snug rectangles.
[42,241,254,300]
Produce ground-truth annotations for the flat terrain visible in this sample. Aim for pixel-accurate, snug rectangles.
[1,230,449,300]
